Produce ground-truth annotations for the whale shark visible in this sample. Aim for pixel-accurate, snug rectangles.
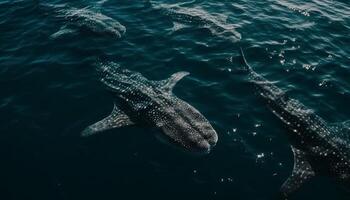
[239,48,350,196]
[82,62,218,153]
[47,4,126,39]
[150,1,241,42]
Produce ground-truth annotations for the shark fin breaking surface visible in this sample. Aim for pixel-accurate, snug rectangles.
[239,47,253,72]
[81,104,134,137]
[281,146,315,196]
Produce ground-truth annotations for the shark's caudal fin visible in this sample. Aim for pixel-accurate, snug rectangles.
[158,71,190,93]
[239,48,253,72]
[81,104,134,137]
[280,146,315,197]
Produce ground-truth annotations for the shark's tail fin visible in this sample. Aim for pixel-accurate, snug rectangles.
[239,48,253,73]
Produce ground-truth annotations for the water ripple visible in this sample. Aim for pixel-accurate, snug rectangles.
[1,0,350,199]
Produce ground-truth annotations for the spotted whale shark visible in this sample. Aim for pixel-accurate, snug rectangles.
[150,1,241,42]
[239,48,350,196]
[45,4,126,39]
[82,62,218,153]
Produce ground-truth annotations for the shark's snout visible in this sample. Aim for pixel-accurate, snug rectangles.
[193,130,218,153]
[206,130,218,146]
[195,140,211,153]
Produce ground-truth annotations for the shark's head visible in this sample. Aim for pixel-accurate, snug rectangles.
[161,120,218,153]
[159,103,218,153]
[188,121,218,153]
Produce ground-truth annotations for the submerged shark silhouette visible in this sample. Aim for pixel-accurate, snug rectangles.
[82,62,218,153]
[46,4,126,39]
[151,1,241,42]
[239,48,350,196]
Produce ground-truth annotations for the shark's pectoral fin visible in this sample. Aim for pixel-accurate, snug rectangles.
[158,71,190,93]
[81,104,134,137]
[171,22,189,32]
[280,146,315,197]
[50,25,78,39]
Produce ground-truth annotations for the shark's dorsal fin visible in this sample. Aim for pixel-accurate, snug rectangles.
[158,71,190,93]
[81,104,134,137]
[280,146,315,197]
[239,48,253,72]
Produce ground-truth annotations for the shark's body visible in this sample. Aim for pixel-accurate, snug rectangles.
[151,2,241,42]
[239,49,350,196]
[82,62,218,153]
[48,4,125,39]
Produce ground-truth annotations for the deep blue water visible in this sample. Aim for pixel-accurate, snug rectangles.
[1,0,350,199]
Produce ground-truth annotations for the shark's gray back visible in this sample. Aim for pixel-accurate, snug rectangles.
[151,1,241,41]
[98,62,218,151]
[100,62,157,107]
[49,4,126,38]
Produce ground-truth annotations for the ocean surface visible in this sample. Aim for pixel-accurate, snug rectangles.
[1,0,350,199]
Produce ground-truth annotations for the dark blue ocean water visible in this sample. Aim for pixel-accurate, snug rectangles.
[1,0,350,199]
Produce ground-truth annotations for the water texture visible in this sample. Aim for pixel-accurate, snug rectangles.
[0,0,349,199]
